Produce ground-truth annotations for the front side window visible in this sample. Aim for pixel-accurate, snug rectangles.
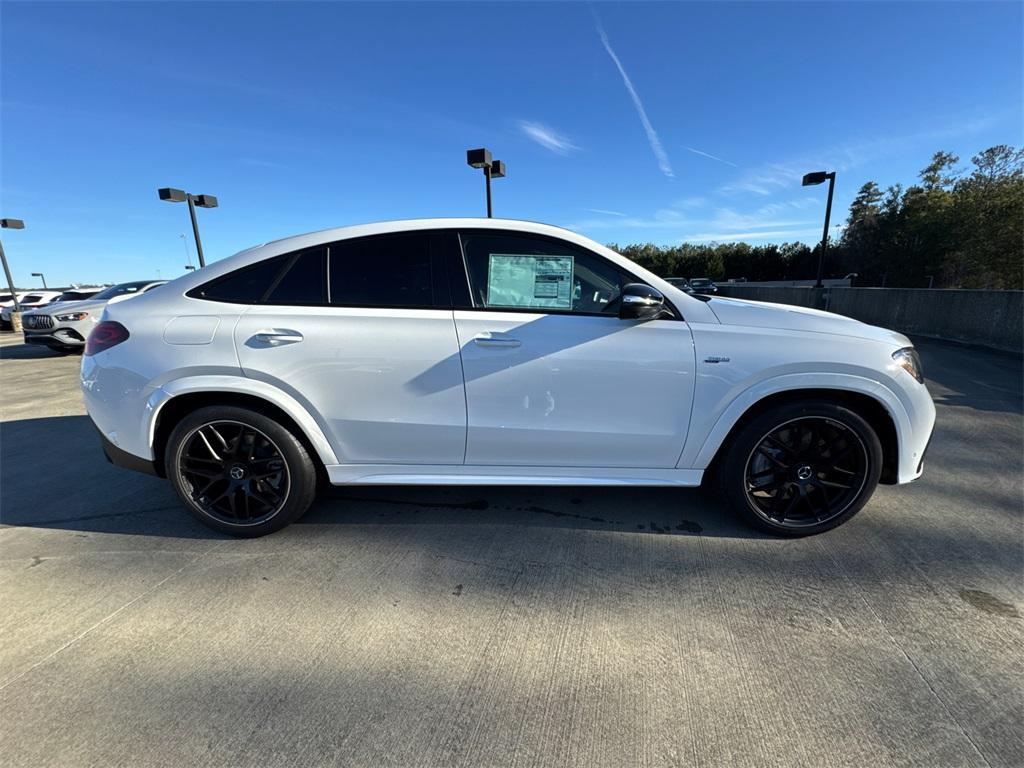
[328,232,434,308]
[460,232,626,315]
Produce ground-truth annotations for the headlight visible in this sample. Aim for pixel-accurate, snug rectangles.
[56,312,89,322]
[892,347,924,383]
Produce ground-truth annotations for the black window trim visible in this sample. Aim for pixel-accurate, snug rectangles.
[453,228,682,321]
[185,226,680,318]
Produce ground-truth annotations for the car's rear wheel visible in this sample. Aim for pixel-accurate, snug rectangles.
[165,406,317,537]
[718,400,883,536]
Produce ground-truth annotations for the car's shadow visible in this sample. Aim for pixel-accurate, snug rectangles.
[0,341,71,360]
[0,415,762,541]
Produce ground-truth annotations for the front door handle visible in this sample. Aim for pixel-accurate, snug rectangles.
[254,329,304,345]
[473,331,521,348]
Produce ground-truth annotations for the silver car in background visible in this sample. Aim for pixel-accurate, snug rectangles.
[22,280,166,353]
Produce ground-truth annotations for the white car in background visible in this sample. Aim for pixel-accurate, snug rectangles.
[23,280,165,353]
[0,290,63,329]
[81,219,935,538]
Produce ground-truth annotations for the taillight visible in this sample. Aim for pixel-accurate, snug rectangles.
[85,321,130,356]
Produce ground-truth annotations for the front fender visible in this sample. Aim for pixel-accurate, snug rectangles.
[679,372,921,479]
[145,375,339,466]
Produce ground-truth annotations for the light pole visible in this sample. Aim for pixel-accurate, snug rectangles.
[31,272,47,289]
[802,170,836,288]
[0,218,25,316]
[158,188,218,267]
[466,148,506,218]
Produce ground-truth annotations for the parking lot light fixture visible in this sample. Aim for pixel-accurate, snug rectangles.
[466,148,506,218]
[32,272,47,289]
[1,218,26,313]
[158,187,218,268]
[802,171,836,289]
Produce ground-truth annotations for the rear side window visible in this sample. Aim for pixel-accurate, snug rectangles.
[264,249,327,305]
[329,233,433,308]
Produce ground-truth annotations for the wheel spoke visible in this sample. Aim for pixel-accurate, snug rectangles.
[809,481,832,518]
[763,434,796,456]
[756,446,789,469]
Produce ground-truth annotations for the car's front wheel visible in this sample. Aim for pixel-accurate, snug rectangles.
[718,400,883,536]
[165,405,318,537]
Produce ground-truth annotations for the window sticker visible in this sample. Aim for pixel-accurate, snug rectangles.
[486,254,574,309]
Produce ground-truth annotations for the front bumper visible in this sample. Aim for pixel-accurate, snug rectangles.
[23,326,86,349]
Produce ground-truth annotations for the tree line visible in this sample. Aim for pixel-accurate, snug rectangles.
[610,145,1023,289]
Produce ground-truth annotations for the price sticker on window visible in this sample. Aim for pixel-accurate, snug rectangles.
[486,254,574,309]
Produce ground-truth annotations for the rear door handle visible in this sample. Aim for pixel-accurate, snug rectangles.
[472,331,521,348]
[254,329,304,345]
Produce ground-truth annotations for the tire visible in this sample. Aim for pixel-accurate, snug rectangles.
[164,405,318,537]
[717,399,883,536]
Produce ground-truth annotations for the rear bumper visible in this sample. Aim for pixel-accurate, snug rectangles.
[100,431,161,477]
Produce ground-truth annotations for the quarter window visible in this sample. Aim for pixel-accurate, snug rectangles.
[328,232,434,308]
[190,256,289,304]
[460,232,627,315]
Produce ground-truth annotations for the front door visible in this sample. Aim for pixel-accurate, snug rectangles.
[452,231,695,468]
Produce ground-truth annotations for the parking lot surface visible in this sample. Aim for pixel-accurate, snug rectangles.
[1,332,1021,767]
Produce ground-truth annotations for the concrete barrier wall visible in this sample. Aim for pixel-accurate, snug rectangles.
[713,286,1023,353]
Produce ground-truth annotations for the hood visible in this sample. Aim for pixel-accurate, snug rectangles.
[30,298,108,316]
[705,296,911,347]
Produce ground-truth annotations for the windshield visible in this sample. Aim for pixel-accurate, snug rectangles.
[57,290,100,301]
[690,279,711,286]
[91,281,156,301]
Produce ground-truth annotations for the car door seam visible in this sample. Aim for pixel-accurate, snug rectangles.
[451,310,470,465]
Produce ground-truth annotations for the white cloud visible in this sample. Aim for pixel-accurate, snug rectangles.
[684,146,738,167]
[680,228,824,243]
[718,117,996,197]
[519,121,580,155]
[568,195,825,245]
[594,20,674,178]
[585,208,627,216]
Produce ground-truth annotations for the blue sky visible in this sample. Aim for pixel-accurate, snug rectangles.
[1,1,1021,287]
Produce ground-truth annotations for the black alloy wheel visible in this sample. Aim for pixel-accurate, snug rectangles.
[744,416,868,529]
[166,406,318,536]
[717,400,883,536]
[177,420,290,525]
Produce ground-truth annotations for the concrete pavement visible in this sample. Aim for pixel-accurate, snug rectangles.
[1,333,1021,767]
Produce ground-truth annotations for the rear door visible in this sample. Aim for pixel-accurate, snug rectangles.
[227,231,466,465]
[450,230,696,468]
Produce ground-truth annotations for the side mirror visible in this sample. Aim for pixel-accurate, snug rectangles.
[619,283,665,320]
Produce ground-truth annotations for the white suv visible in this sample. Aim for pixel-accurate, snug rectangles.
[81,219,935,537]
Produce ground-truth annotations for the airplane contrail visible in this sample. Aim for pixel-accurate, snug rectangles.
[594,20,674,178]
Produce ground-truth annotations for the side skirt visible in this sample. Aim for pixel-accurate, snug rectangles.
[325,464,704,487]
